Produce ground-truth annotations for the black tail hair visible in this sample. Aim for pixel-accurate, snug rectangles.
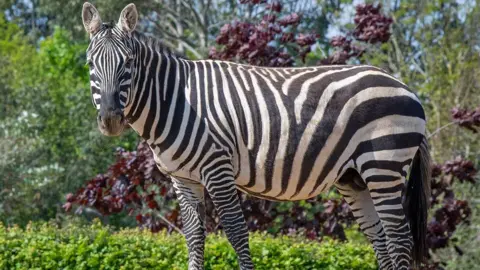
[404,137,431,269]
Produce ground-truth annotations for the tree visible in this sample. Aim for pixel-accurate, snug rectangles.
[0,18,137,226]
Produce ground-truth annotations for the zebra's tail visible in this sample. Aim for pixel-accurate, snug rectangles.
[404,137,431,269]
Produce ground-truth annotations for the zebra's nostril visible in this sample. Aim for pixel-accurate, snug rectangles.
[97,114,105,126]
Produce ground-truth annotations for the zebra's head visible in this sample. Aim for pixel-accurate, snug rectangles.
[82,2,138,136]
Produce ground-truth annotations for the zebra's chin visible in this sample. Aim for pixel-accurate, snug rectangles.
[99,125,125,137]
[97,115,128,137]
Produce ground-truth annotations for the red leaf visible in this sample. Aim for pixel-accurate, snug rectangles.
[266,1,282,12]
[147,200,159,209]
[278,13,300,26]
[296,33,316,47]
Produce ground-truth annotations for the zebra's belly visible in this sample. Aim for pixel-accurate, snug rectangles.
[233,154,339,202]
[234,173,336,201]
[235,183,332,201]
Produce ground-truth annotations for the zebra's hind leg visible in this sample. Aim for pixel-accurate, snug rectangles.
[172,178,207,270]
[361,162,413,270]
[335,169,394,270]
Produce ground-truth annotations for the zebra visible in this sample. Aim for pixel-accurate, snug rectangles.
[81,2,431,270]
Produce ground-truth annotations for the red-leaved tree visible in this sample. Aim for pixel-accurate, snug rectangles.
[209,0,313,66]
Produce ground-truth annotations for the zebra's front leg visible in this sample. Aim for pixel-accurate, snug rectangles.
[172,178,206,270]
[205,173,254,270]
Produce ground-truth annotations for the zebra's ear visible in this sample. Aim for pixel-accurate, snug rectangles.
[118,3,138,33]
[82,2,102,36]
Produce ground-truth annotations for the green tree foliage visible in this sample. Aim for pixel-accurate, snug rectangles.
[0,16,137,226]
[0,15,36,120]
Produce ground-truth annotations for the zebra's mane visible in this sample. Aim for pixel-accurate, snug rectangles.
[100,22,186,60]
[132,31,186,59]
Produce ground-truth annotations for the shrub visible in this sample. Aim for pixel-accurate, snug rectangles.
[0,221,377,270]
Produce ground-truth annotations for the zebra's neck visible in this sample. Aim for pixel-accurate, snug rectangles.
[124,35,192,147]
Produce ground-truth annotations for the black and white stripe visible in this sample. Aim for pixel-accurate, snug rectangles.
[86,17,431,270]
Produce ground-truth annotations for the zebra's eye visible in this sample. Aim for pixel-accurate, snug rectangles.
[86,60,94,69]
[125,58,134,69]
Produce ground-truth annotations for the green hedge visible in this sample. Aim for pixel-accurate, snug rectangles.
[0,221,377,270]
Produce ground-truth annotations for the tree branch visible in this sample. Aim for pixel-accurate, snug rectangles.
[428,121,456,139]
[155,212,184,235]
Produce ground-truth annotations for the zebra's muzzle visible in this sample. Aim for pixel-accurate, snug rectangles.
[97,112,127,137]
